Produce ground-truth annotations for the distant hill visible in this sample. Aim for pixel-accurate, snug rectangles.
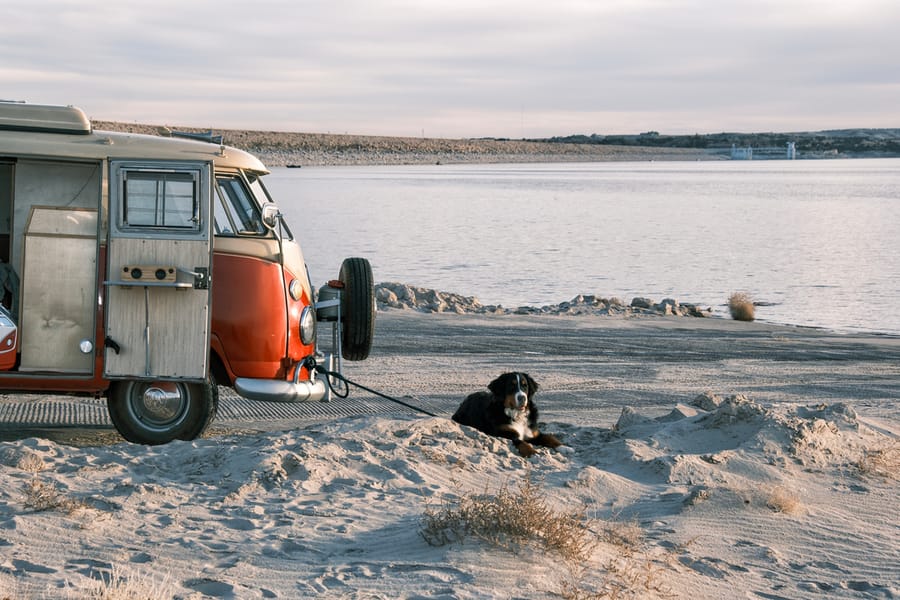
[93,120,900,165]
[528,129,900,158]
[92,120,710,166]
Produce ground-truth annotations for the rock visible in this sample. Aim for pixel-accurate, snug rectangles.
[659,298,679,311]
[631,297,654,309]
[374,282,485,313]
[681,303,711,318]
[373,283,708,319]
[375,288,399,306]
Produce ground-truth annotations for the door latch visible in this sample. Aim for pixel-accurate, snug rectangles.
[192,267,209,289]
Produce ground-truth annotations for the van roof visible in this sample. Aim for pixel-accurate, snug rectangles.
[0,102,268,174]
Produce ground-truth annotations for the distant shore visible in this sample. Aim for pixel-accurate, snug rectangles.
[92,120,716,167]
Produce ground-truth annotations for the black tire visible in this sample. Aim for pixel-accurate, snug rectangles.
[339,257,375,361]
[107,378,218,445]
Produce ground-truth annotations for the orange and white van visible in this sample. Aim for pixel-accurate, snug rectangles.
[0,102,374,444]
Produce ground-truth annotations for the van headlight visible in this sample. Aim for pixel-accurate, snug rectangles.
[300,306,316,345]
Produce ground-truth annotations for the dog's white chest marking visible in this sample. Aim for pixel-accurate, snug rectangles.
[505,408,531,440]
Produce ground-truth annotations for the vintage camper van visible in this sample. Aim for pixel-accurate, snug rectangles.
[0,102,374,444]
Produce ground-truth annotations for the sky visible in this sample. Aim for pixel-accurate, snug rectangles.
[2,0,899,139]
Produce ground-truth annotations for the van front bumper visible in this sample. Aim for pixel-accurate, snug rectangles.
[234,376,328,403]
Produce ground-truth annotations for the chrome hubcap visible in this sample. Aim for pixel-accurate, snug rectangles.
[138,384,185,424]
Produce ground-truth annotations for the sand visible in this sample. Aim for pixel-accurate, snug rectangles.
[1,310,898,599]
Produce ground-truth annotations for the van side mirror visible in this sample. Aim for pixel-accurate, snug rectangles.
[260,202,281,230]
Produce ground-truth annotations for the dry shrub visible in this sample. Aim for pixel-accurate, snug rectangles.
[18,454,45,473]
[0,448,46,473]
[857,442,900,479]
[22,478,86,514]
[74,565,174,600]
[421,480,677,598]
[597,519,644,554]
[420,476,596,565]
[728,292,755,321]
[559,550,672,600]
[766,486,803,515]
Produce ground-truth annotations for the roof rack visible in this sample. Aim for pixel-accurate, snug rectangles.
[0,102,92,135]
[171,130,224,145]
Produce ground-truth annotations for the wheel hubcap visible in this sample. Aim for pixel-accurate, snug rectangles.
[134,382,186,426]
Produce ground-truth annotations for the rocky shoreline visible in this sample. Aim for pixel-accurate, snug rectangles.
[375,282,711,318]
[92,120,714,166]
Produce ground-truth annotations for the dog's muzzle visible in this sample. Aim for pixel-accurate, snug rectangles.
[514,392,528,409]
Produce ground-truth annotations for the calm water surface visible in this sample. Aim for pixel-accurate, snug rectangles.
[265,159,900,335]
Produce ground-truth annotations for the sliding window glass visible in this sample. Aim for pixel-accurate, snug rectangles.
[123,172,198,230]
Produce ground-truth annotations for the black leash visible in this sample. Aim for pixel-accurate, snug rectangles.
[311,364,439,418]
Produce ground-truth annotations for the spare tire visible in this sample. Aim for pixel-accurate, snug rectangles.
[339,257,375,361]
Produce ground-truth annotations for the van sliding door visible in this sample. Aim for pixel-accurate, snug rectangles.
[104,161,212,380]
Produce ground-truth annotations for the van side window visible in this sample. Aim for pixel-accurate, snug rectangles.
[213,192,234,235]
[124,172,198,229]
[215,175,264,236]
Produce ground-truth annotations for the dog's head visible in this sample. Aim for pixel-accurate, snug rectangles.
[488,372,539,411]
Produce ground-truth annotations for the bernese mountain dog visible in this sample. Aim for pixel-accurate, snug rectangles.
[452,372,561,457]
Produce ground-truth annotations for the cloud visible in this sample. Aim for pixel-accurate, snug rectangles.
[2,0,898,137]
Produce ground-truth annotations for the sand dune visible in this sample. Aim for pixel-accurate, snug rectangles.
[1,397,896,598]
[1,311,898,598]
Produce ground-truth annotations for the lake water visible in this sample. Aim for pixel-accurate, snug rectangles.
[264,159,900,335]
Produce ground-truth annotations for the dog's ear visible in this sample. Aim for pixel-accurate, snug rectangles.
[524,373,539,397]
[488,374,508,396]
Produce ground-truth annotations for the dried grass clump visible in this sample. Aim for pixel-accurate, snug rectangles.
[857,442,900,479]
[555,518,670,600]
[0,448,46,473]
[766,486,803,515]
[18,453,46,473]
[76,565,174,600]
[728,292,755,322]
[422,479,679,599]
[559,558,673,600]
[420,477,596,565]
[22,478,86,514]
[597,519,644,554]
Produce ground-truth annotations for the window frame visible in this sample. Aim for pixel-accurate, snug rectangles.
[212,170,292,240]
[122,171,198,230]
[110,161,211,240]
[247,173,294,241]
[213,172,265,237]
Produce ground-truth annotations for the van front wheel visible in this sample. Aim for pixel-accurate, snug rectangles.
[107,379,218,445]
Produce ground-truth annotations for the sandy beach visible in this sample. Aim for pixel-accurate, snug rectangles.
[1,309,898,599]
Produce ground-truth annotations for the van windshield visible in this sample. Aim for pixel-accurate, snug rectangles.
[214,174,264,236]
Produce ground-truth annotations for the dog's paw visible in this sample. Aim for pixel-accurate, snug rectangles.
[517,441,537,458]
[533,432,562,449]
